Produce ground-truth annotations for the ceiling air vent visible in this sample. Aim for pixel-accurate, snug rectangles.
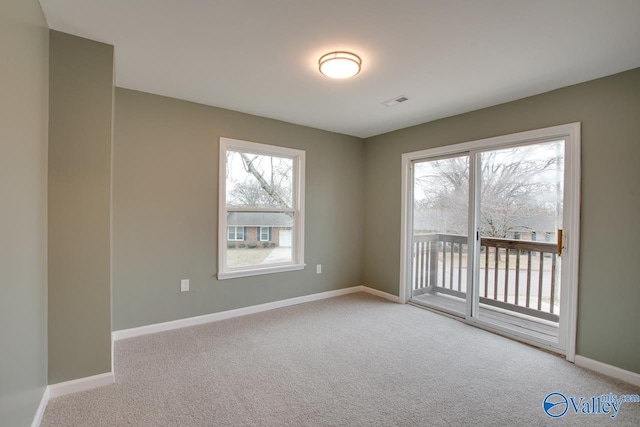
[381,95,409,108]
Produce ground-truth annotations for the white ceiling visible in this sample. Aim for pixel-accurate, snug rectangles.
[39,0,640,138]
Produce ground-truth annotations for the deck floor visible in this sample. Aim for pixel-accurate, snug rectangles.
[411,292,559,342]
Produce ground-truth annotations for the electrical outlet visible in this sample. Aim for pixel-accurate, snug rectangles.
[316,264,321,274]
[180,279,189,292]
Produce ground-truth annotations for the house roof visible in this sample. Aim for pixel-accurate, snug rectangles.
[227,212,293,227]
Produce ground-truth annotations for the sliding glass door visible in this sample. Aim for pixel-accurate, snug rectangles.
[405,125,579,355]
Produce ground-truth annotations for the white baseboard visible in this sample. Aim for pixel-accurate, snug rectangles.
[113,285,400,341]
[114,286,367,340]
[30,387,49,427]
[48,372,114,399]
[360,286,401,303]
[574,355,640,387]
[30,373,114,426]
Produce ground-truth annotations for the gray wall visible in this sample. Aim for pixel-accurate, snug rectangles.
[113,88,364,330]
[364,68,640,374]
[0,0,49,424]
[48,31,114,383]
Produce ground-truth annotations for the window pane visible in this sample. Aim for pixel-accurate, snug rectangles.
[260,227,269,241]
[226,212,294,268]
[479,141,564,241]
[226,150,293,209]
[476,140,564,326]
[412,155,469,316]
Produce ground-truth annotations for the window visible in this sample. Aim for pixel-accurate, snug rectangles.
[218,137,305,279]
[259,227,270,242]
[227,226,245,241]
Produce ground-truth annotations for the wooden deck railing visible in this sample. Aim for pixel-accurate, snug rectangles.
[412,233,560,322]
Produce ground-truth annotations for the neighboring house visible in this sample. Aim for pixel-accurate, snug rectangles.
[413,207,558,241]
[505,213,558,242]
[227,212,293,247]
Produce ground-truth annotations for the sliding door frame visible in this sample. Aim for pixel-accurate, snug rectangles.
[399,123,581,361]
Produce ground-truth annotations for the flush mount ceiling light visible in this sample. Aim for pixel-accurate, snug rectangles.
[318,51,362,79]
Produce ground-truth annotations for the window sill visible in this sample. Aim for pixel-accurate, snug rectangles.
[217,263,306,280]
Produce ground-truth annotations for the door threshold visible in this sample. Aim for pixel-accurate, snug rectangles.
[409,297,564,356]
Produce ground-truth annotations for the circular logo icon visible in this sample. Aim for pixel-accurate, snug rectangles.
[543,392,568,418]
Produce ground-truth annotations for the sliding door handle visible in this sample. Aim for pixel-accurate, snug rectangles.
[557,229,563,256]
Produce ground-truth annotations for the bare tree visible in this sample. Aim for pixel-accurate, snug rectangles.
[226,152,293,208]
[415,145,562,238]
[238,153,289,207]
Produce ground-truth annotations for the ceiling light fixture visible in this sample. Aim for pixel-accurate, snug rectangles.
[318,51,362,79]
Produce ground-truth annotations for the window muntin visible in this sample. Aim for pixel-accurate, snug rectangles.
[219,138,305,279]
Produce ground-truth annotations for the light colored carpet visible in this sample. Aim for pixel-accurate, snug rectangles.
[42,292,640,426]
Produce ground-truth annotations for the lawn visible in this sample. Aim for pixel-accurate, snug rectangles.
[226,247,274,268]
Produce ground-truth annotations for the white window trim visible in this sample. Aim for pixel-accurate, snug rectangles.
[259,227,270,242]
[227,226,244,241]
[218,137,306,280]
